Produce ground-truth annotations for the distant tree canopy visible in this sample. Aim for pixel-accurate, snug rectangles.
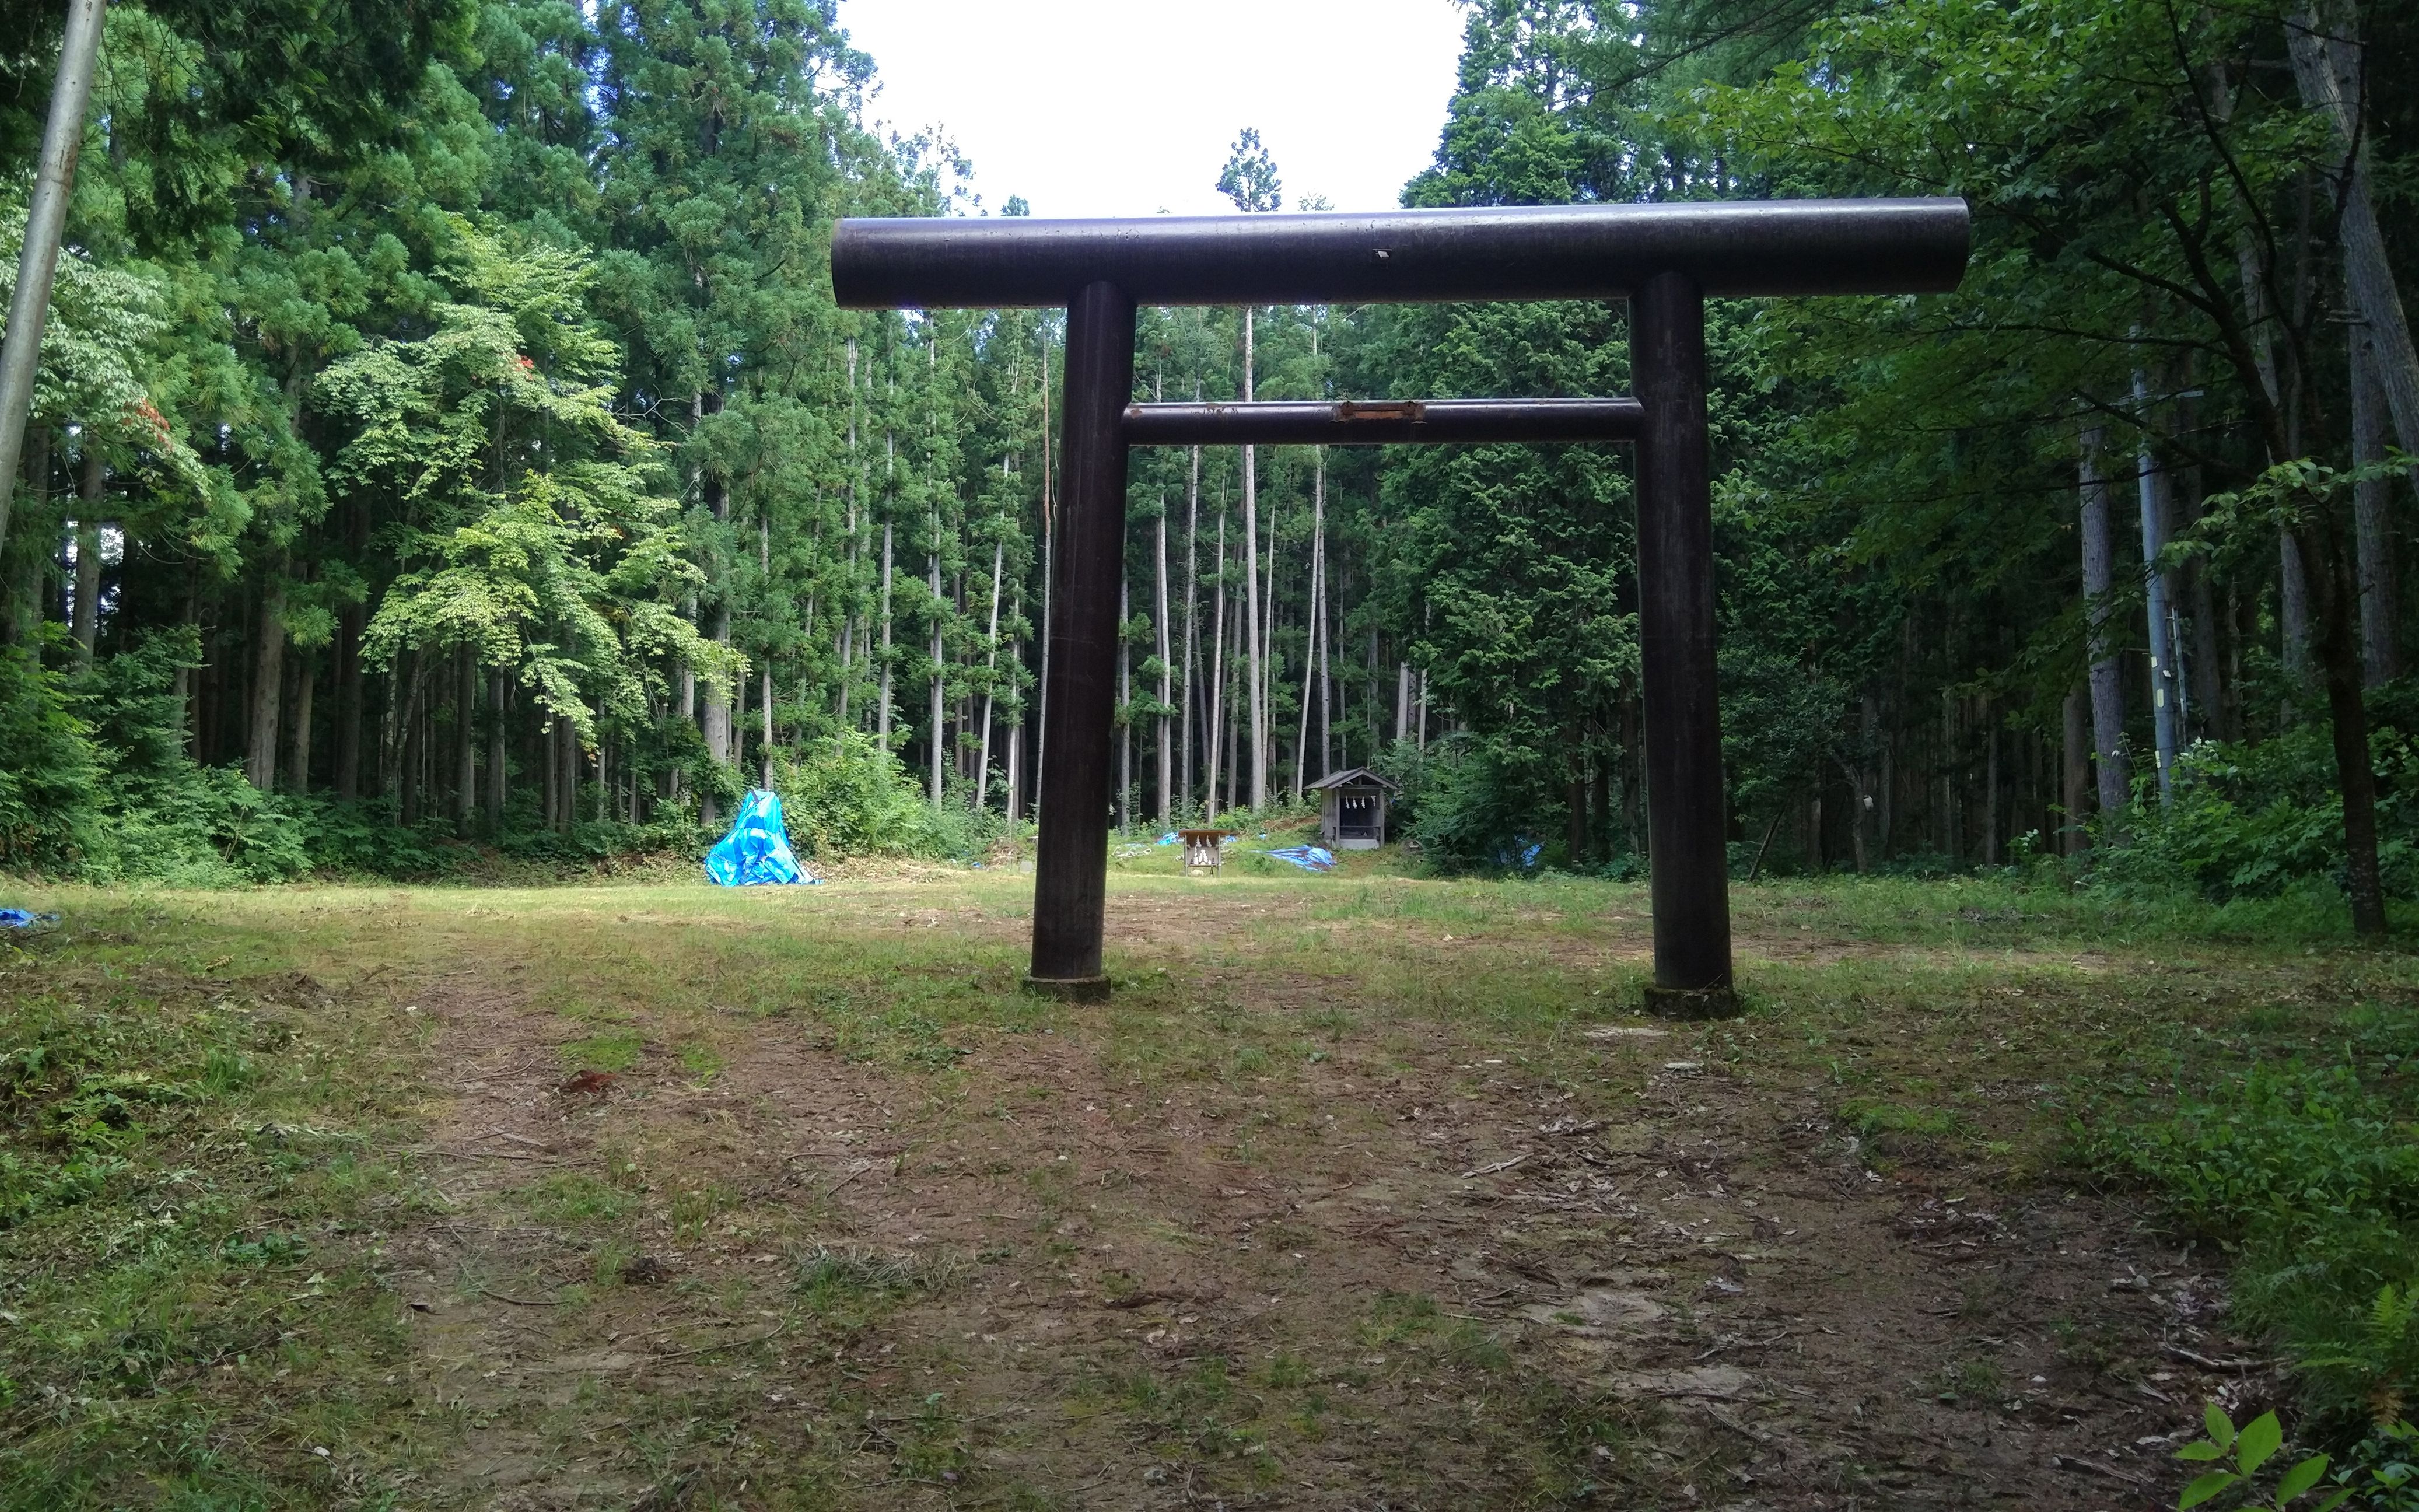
[0,0,2413,921]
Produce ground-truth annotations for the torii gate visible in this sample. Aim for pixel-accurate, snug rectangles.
[832,198,1970,1016]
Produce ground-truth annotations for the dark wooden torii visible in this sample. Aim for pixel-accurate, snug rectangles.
[832,198,1970,1016]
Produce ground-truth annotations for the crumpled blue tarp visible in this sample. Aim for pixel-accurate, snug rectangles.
[1157,831,1179,846]
[1493,837,1545,871]
[1266,845,1336,872]
[0,908,58,929]
[705,789,818,886]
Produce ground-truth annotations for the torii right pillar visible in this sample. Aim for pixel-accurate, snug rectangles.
[1632,270,1734,1018]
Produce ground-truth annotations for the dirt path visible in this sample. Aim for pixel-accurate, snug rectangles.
[364,884,2239,1508]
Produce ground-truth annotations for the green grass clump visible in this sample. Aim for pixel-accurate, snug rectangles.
[2077,1012,2419,1433]
[0,929,423,1507]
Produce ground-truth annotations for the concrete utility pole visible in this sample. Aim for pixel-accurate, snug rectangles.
[0,0,107,558]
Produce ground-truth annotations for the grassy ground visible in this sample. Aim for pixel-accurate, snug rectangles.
[1,850,2407,1510]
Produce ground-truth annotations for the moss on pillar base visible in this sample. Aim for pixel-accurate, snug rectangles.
[1021,974,1111,1003]
[1643,984,1739,1020]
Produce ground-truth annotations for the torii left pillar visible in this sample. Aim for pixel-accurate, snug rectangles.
[1027,281,1136,999]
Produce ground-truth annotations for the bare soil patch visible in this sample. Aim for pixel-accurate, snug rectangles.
[353,876,2257,1508]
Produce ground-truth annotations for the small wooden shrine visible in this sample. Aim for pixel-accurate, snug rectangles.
[1177,827,1235,874]
[1304,768,1398,850]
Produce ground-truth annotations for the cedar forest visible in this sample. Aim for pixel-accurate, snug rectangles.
[1,0,2414,917]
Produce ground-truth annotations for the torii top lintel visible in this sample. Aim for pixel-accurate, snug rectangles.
[829,198,1971,312]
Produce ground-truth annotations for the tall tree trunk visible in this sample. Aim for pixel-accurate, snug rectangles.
[2134,363,2182,802]
[1006,594,1024,824]
[246,571,286,792]
[560,711,579,832]
[698,390,731,801]
[680,593,698,722]
[1262,491,1279,793]
[2173,376,2231,738]
[486,670,506,830]
[975,536,1003,811]
[453,643,475,832]
[1851,692,1877,872]
[1224,580,1242,817]
[69,443,100,668]
[0,0,104,557]
[2353,323,2400,684]
[2229,183,2318,688]
[286,651,313,796]
[2081,428,2130,822]
[398,655,424,825]
[1318,512,1334,774]
[706,604,732,763]
[2061,687,2091,855]
[877,516,894,747]
[174,569,197,754]
[3,426,47,647]
[1156,509,1171,827]
[1939,688,1959,863]
[1292,495,1318,802]
[1983,713,2001,866]
[929,510,945,807]
[2283,538,2316,687]
[334,604,363,799]
[1182,439,1200,814]
[1206,512,1227,820]
[1240,307,1266,810]
[2299,502,2392,934]
[2290,2,2419,462]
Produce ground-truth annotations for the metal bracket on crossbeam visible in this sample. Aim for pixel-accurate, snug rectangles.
[1122,397,1644,447]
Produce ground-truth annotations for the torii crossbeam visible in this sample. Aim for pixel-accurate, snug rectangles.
[831,199,1970,1016]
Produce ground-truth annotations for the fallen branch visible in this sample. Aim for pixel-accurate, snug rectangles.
[1461,1154,1532,1180]
[2162,1345,2278,1371]
[2050,1454,2148,1488]
[652,1322,786,1362]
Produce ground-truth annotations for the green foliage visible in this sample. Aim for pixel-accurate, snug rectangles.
[1397,732,1560,873]
[0,643,100,871]
[2095,692,2419,903]
[2175,1404,2347,1510]
[2080,1009,2419,1430]
[2081,1061,2419,1238]
[771,731,1002,862]
[2333,1420,2419,1509]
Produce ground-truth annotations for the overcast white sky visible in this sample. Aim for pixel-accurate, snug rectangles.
[835,1,1470,219]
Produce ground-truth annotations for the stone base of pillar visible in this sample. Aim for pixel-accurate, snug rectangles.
[1643,985,1740,1021]
[1021,974,1111,1004]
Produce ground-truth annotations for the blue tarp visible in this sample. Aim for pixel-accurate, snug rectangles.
[0,908,57,929]
[1493,837,1545,872]
[705,789,818,886]
[1267,845,1336,872]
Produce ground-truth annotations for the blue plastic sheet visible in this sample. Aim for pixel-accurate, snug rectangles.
[1493,837,1545,872]
[705,789,818,886]
[1266,845,1336,872]
[0,908,57,929]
